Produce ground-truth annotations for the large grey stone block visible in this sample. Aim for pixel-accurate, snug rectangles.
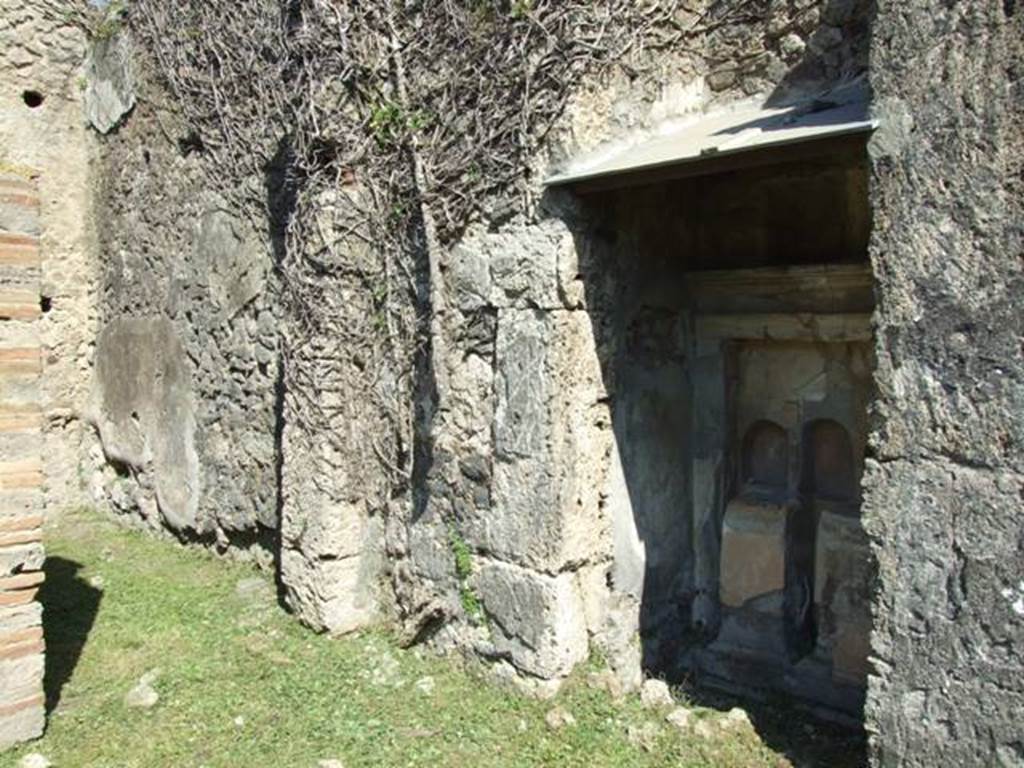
[465,308,609,572]
[84,33,135,134]
[91,317,200,532]
[477,559,588,679]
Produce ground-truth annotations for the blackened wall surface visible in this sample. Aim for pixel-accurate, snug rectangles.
[864,1,1024,764]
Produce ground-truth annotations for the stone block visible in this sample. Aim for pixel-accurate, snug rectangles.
[0,430,43,466]
[488,227,563,310]
[0,544,44,577]
[0,603,43,634]
[450,221,578,312]
[0,490,43,521]
[715,593,788,660]
[814,511,871,685]
[280,498,368,562]
[474,308,609,571]
[0,176,41,238]
[84,33,136,134]
[0,651,43,709]
[832,617,871,686]
[194,208,267,319]
[494,309,550,459]
[450,238,491,311]
[477,560,588,679]
[92,318,199,532]
[280,522,381,635]
[719,498,787,608]
[0,701,44,751]
[813,510,870,607]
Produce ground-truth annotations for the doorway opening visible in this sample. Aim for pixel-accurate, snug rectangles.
[552,91,876,721]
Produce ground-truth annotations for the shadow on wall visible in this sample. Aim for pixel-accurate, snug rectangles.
[39,557,103,715]
[765,0,877,107]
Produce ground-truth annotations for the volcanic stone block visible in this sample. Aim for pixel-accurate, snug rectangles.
[281,548,380,636]
[477,560,588,679]
[84,33,136,134]
[472,309,609,573]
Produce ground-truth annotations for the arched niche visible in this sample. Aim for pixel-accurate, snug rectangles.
[802,419,858,503]
[741,419,788,492]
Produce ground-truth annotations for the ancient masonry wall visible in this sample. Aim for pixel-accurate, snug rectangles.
[389,0,878,694]
[0,1,97,517]
[80,0,878,688]
[89,42,280,556]
[0,171,46,749]
[863,1,1024,765]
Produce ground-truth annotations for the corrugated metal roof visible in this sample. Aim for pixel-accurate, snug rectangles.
[545,85,876,187]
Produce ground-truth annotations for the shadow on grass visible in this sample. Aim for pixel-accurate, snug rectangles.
[39,557,102,715]
[679,682,868,768]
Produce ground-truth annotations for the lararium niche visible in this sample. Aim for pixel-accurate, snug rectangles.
[549,84,876,720]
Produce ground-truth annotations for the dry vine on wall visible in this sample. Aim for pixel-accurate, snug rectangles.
[82,0,731,516]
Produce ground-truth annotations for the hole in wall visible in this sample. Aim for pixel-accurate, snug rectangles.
[22,90,44,108]
[40,296,52,314]
[178,130,205,156]
[1005,0,1016,17]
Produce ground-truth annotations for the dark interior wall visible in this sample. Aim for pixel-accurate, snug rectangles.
[864,2,1024,765]
[577,142,872,676]
[617,144,870,273]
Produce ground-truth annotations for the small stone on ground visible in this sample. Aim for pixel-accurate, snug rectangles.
[665,706,692,731]
[626,722,660,752]
[586,669,625,700]
[18,754,51,768]
[640,678,674,709]
[318,760,344,768]
[414,676,435,695]
[720,706,753,730]
[544,706,576,730]
[125,669,160,709]
[693,719,716,740]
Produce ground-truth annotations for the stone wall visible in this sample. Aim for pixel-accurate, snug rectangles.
[396,0,880,695]
[79,2,1024,763]
[0,0,97,517]
[0,171,46,749]
[863,1,1024,765]
[88,43,280,557]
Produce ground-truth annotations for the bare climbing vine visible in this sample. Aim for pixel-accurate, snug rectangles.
[71,0,753,510]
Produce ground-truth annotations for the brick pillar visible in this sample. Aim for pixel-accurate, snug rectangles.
[0,171,46,749]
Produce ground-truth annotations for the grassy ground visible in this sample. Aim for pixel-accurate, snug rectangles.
[3,509,865,768]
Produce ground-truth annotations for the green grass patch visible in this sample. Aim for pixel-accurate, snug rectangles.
[2,509,862,767]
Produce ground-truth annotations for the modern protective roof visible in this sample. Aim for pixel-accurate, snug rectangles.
[545,83,876,188]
